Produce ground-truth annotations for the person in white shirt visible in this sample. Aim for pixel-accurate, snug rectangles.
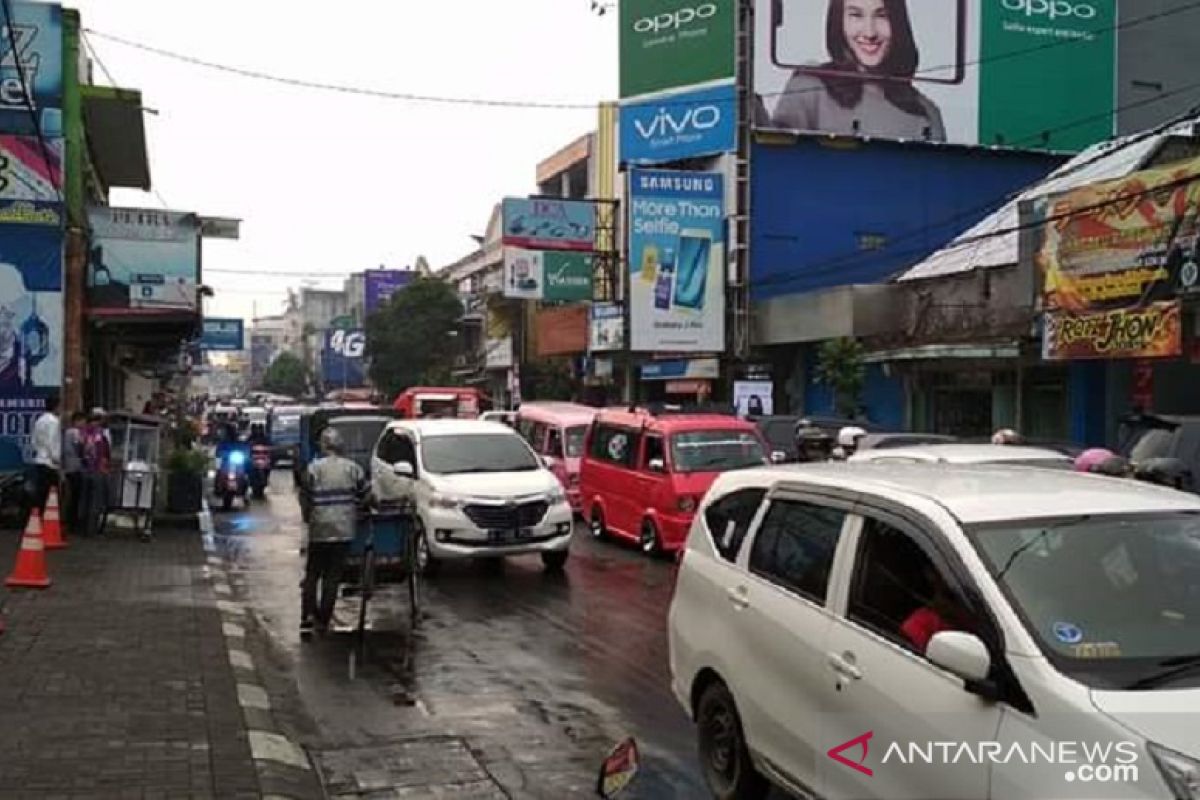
[27,392,61,527]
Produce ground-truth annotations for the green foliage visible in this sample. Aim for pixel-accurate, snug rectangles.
[263,351,309,398]
[522,360,575,401]
[365,277,463,397]
[166,447,210,475]
[815,338,866,418]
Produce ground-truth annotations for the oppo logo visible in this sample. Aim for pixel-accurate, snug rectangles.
[1001,0,1096,20]
[633,3,717,35]
[634,104,722,140]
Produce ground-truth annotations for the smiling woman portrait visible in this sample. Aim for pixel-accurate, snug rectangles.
[771,0,946,141]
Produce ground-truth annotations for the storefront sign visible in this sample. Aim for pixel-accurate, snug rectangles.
[504,248,593,302]
[501,197,596,252]
[1042,302,1182,361]
[733,380,773,417]
[620,82,736,164]
[641,357,720,380]
[620,0,735,99]
[666,379,710,395]
[589,302,625,352]
[0,136,62,201]
[322,328,366,388]
[201,318,244,351]
[87,207,200,310]
[485,336,513,369]
[0,2,62,137]
[536,305,588,356]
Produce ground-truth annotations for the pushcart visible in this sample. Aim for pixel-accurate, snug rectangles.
[104,412,164,541]
[342,505,422,659]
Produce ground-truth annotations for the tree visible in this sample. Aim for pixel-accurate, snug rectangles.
[366,277,463,397]
[262,352,308,398]
[815,337,866,418]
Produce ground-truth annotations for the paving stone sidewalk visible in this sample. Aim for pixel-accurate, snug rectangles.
[0,526,270,799]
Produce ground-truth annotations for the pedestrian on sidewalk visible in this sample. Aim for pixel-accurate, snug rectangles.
[62,410,87,534]
[300,427,366,635]
[24,392,60,528]
[78,409,112,537]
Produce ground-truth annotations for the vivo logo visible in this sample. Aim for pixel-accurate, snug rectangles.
[633,104,722,140]
[633,3,717,34]
[1001,0,1096,20]
[328,330,365,358]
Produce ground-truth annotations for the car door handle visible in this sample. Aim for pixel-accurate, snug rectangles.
[726,586,750,610]
[827,651,863,681]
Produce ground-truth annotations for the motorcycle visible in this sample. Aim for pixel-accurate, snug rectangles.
[215,448,250,511]
[249,444,272,499]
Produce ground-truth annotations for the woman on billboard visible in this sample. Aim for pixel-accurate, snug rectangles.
[771,0,946,142]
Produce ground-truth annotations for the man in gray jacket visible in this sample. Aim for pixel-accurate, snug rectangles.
[301,427,367,634]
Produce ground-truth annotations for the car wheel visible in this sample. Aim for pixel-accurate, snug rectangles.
[590,507,607,540]
[697,682,769,800]
[414,524,441,577]
[640,519,663,557]
[541,550,569,572]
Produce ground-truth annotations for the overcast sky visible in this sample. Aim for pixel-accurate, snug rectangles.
[69,0,617,321]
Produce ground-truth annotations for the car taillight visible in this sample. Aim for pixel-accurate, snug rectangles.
[676,495,698,513]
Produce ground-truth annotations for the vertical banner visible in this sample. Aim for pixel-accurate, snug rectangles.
[628,169,725,352]
[322,328,366,388]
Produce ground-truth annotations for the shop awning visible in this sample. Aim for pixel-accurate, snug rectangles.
[83,85,151,191]
[863,342,1021,363]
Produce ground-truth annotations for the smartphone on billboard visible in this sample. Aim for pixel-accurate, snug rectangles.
[673,230,712,312]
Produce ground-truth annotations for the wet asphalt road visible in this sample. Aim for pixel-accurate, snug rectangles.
[208,471,716,798]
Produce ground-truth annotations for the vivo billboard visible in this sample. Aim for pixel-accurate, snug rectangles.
[620,82,737,164]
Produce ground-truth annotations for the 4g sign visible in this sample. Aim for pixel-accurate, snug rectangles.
[327,329,365,358]
[322,328,367,388]
[620,0,735,99]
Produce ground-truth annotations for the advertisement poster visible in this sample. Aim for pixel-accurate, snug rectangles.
[733,380,774,417]
[628,169,725,352]
[620,0,736,99]
[501,197,596,252]
[620,82,737,165]
[0,136,62,201]
[755,0,1116,151]
[201,318,244,352]
[535,305,588,356]
[504,248,593,302]
[87,207,200,310]
[485,336,513,369]
[364,269,413,316]
[0,204,63,469]
[589,302,624,352]
[322,328,366,388]
[1043,302,1181,361]
[0,2,63,137]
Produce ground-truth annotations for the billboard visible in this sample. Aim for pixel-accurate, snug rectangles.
[201,318,244,352]
[0,203,63,469]
[755,0,1116,151]
[620,0,736,99]
[322,328,366,388]
[620,82,737,165]
[0,2,62,137]
[87,208,200,310]
[589,302,624,352]
[535,305,588,356]
[364,269,413,316]
[0,136,62,201]
[501,198,596,252]
[733,380,774,417]
[503,248,593,302]
[628,169,725,352]
[1043,302,1181,361]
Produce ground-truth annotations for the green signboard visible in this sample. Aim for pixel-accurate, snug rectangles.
[544,252,594,302]
[620,0,736,99]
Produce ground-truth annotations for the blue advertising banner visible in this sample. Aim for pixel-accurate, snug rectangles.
[620,82,737,165]
[501,197,596,252]
[201,318,244,351]
[0,2,62,137]
[628,169,726,352]
[0,201,63,468]
[87,207,200,310]
[322,328,366,389]
[364,269,413,316]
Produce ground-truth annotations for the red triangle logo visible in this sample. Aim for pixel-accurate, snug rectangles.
[827,731,874,777]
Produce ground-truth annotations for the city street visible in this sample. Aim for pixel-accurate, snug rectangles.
[207,470,714,798]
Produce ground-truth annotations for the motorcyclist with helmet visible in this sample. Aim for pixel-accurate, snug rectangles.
[794,419,834,463]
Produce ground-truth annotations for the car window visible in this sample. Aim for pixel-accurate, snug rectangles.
[517,417,537,441]
[705,488,767,562]
[749,499,846,603]
[547,427,564,457]
[529,422,549,453]
[376,431,401,464]
[420,433,539,475]
[589,424,640,468]
[643,435,666,471]
[564,425,588,458]
[848,517,980,657]
[1129,428,1176,462]
[670,430,766,474]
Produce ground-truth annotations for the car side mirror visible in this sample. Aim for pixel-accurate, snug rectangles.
[392,462,415,479]
[771,450,787,464]
[647,458,666,473]
[927,631,991,683]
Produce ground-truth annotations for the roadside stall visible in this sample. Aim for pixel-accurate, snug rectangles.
[105,412,164,541]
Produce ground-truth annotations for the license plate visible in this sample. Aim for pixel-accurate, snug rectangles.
[488,528,532,543]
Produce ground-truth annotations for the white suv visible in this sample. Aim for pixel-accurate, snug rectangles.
[669,462,1200,800]
[371,420,573,574]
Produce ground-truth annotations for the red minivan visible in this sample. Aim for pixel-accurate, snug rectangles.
[515,402,598,513]
[580,407,771,556]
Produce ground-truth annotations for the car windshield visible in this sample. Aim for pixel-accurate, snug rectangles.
[421,433,540,475]
[274,415,300,432]
[1129,428,1176,462]
[329,419,389,459]
[670,430,766,473]
[565,426,588,458]
[968,512,1200,689]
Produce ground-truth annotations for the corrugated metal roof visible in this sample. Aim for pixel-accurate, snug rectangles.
[896,121,1199,283]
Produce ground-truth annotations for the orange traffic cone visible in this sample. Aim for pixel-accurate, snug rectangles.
[42,487,66,550]
[6,510,51,589]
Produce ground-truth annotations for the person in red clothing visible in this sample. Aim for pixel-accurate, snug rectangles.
[78,410,112,537]
[901,564,972,654]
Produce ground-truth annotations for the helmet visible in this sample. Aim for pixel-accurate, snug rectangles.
[991,428,1023,445]
[1074,448,1115,473]
[319,427,344,455]
[837,426,867,448]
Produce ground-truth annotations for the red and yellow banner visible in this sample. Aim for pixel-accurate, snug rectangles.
[1043,301,1182,361]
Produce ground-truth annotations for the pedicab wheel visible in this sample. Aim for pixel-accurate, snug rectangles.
[356,546,376,654]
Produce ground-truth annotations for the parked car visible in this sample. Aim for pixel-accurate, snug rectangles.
[515,402,598,513]
[1119,413,1200,493]
[669,462,1200,799]
[371,419,573,574]
[580,407,771,556]
[849,443,1073,469]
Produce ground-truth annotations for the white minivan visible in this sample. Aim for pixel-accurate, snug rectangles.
[669,462,1200,800]
[371,419,574,575]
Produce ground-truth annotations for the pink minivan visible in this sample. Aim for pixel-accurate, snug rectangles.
[516,402,598,513]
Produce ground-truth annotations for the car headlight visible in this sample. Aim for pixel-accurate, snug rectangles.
[428,493,464,510]
[1151,743,1200,799]
[546,487,567,506]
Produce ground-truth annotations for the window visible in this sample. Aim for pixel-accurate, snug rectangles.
[547,427,564,457]
[671,430,766,473]
[848,518,977,656]
[589,425,640,468]
[528,422,549,453]
[377,432,415,467]
[749,500,846,603]
[643,435,666,471]
[517,417,537,442]
[420,433,538,475]
[704,488,767,562]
